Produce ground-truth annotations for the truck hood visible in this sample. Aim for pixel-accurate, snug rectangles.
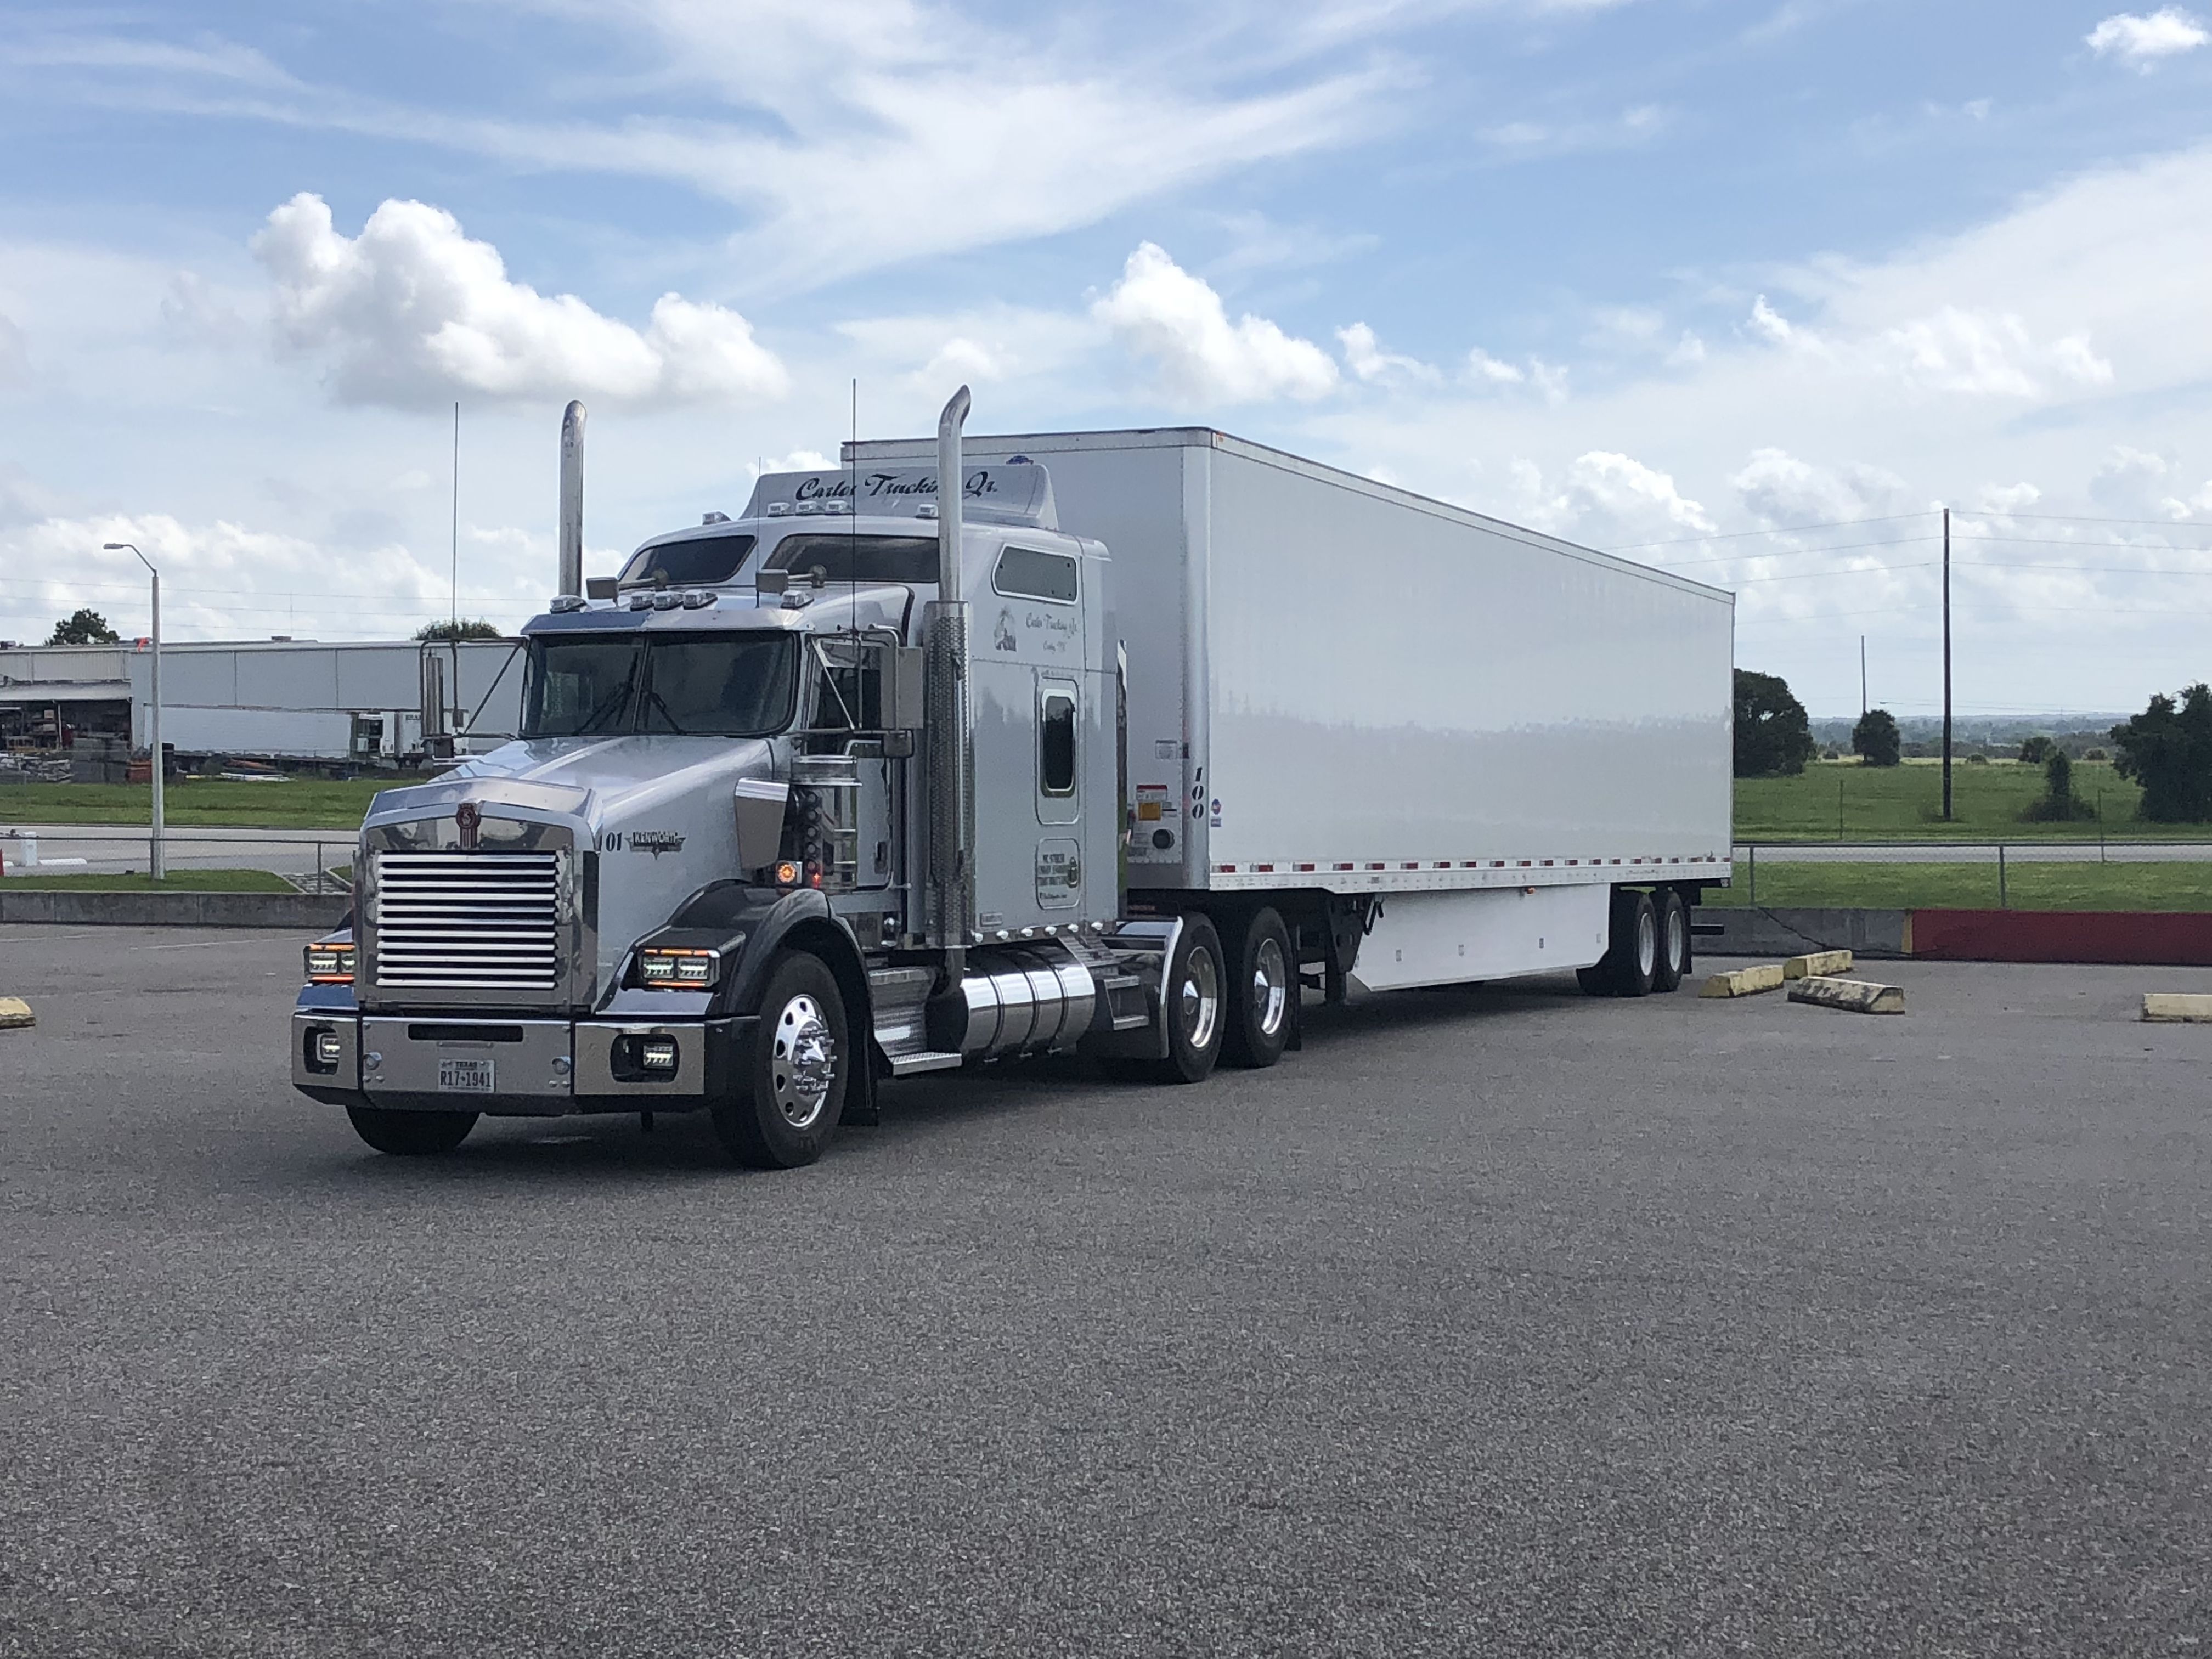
[443,734,778,830]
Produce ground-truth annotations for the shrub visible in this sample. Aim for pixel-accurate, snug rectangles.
[1851,708,1901,767]
[2021,747,2096,821]
[2018,735,2056,765]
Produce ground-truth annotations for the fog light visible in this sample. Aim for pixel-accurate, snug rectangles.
[314,1030,343,1065]
[641,1037,679,1070]
[304,943,356,983]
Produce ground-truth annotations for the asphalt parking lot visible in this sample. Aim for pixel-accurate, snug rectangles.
[3,926,2209,1657]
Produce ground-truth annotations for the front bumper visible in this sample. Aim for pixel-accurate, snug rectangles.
[291,1002,753,1116]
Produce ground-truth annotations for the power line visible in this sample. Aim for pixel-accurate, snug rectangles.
[1650,534,1941,568]
[1956,509,2212,528]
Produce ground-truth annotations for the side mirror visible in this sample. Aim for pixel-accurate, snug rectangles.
[755,569,790,596]
[733,778,789,872]
[585,576,617,600]
[880,645,926,731]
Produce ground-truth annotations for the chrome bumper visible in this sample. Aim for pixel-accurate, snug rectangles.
[291,1009,748,1115]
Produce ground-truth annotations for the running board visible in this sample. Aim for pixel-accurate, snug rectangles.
[887,1050,964,1077]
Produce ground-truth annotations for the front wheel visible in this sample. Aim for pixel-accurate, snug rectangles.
[345,1105,477,1155]
[712,951,848,1169]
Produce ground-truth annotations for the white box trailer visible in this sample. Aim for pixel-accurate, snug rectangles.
[852,426,1734,992]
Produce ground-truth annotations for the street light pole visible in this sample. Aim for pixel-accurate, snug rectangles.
[105,542,163,881]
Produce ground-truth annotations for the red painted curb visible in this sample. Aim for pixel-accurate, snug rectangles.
[1910,909,2212,967]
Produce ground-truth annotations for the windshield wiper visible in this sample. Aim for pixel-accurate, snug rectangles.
[574,680,634,733]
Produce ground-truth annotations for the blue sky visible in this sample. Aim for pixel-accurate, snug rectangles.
[4,0,2211,715]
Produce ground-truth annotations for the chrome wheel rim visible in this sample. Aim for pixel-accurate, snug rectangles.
[1180,944,1221,1052]
[1251,936,1289,1037]
[1636,908,1657,979]
[1666,906,1687,973]
[770,992,836,1130]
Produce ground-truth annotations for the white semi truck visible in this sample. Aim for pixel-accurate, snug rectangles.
[291,392,1733,1164]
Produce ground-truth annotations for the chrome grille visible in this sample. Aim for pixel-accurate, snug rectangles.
[373,850,561,991]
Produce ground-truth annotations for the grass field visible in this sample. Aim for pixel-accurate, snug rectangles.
[1731,758,2208,842]
[0,868,295,893]
[0,778,390,829]
[1706,860,2212,912]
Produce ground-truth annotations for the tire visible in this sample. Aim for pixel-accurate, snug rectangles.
[1652,888,1690,993]
[712,951,848,1169]
[1143,914,1227,1084]
[1602,888,1659,998]
[345,1105,477,1155]
[1222,907,1294,1070]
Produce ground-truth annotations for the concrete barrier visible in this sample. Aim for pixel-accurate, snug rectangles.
[1788,975,1905,1014]
[2142,994,2212,1023]
[0,889,346,930]
[1695,908,1912,960]
[1911,910,2212,967]
[1784,949,1854,979]
[1701,963,1785,998]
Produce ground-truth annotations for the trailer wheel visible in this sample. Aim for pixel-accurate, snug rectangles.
[1652,888,1690,992]
[344,1106,477,1155]
[712,950,847,1169]
[1136,915,1226,1084]
[1223,906,1294,1070]
[1591,888,1658,997]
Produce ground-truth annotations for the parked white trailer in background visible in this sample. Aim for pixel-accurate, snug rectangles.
[291,396,1735,1166]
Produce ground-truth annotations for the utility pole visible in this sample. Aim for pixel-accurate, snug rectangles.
[1860,635,1867,717]
[1941,506,1953,822]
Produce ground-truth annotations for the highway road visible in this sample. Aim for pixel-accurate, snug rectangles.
[3,927,2208,1655]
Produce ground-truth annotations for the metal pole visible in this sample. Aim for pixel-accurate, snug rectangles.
[1942,507,1954,822]
[1860,635,1866,716]
[150,567,162,882]
[1748,842,1756,906]
[1997,842,2007,910]
[450,400,460,627]
[106,541,163,881]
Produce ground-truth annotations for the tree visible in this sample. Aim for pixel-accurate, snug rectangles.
[415,618,505,642]
[2022,746,2095,822]
[1734,669,1815,778]
[2018,735,2055,766]
[1851,708,1901,768]
[2109,684,2212,822]
[47,608,120,645]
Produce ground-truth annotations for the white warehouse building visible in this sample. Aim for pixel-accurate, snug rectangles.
[0,637,526,770]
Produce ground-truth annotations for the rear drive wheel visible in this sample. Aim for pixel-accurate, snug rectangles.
[1602,888,1659,997]
[1652,888,1690,992]
[1134,915,1225,1085]
[1223,907,1294,1070]
[345,1106,477,1155]
[713,951,847,1169]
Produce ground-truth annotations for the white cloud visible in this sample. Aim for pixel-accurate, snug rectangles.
[1511,451,1713,541]
[1466,347,1526,385]
[251,193,788,409]
[0,313,29,385]
[1977,481,2042,514]
[2086,8,2209,68]
[1731,448,1909,526]
[1338,322,1440,385]
[1093,244,1339,404]
[1743,292,2113,397]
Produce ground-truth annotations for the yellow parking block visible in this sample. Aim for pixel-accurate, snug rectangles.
[1784,949,1854,980]
[0,997,32,1030]
[2142,994,2212,1023]
[1788,975,1905,1015]
[1700,963,1785,998]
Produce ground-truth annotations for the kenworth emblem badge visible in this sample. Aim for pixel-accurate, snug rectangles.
[456,801,481,851]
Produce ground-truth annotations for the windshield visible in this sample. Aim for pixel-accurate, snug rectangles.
[765,533,939,585]
[618,533,757,589]
[523,633,799,738]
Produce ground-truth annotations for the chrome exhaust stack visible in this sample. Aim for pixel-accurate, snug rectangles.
[927,386,974,965]
[557,399,587,597]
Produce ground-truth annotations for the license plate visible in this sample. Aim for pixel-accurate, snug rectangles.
[438,1057,495,1093]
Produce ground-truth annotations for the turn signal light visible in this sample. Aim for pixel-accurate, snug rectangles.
[774,860,802,887]
[304,943,356,983]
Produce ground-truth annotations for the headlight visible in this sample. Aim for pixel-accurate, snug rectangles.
[637,947,720,988]
[304,943,357,983]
